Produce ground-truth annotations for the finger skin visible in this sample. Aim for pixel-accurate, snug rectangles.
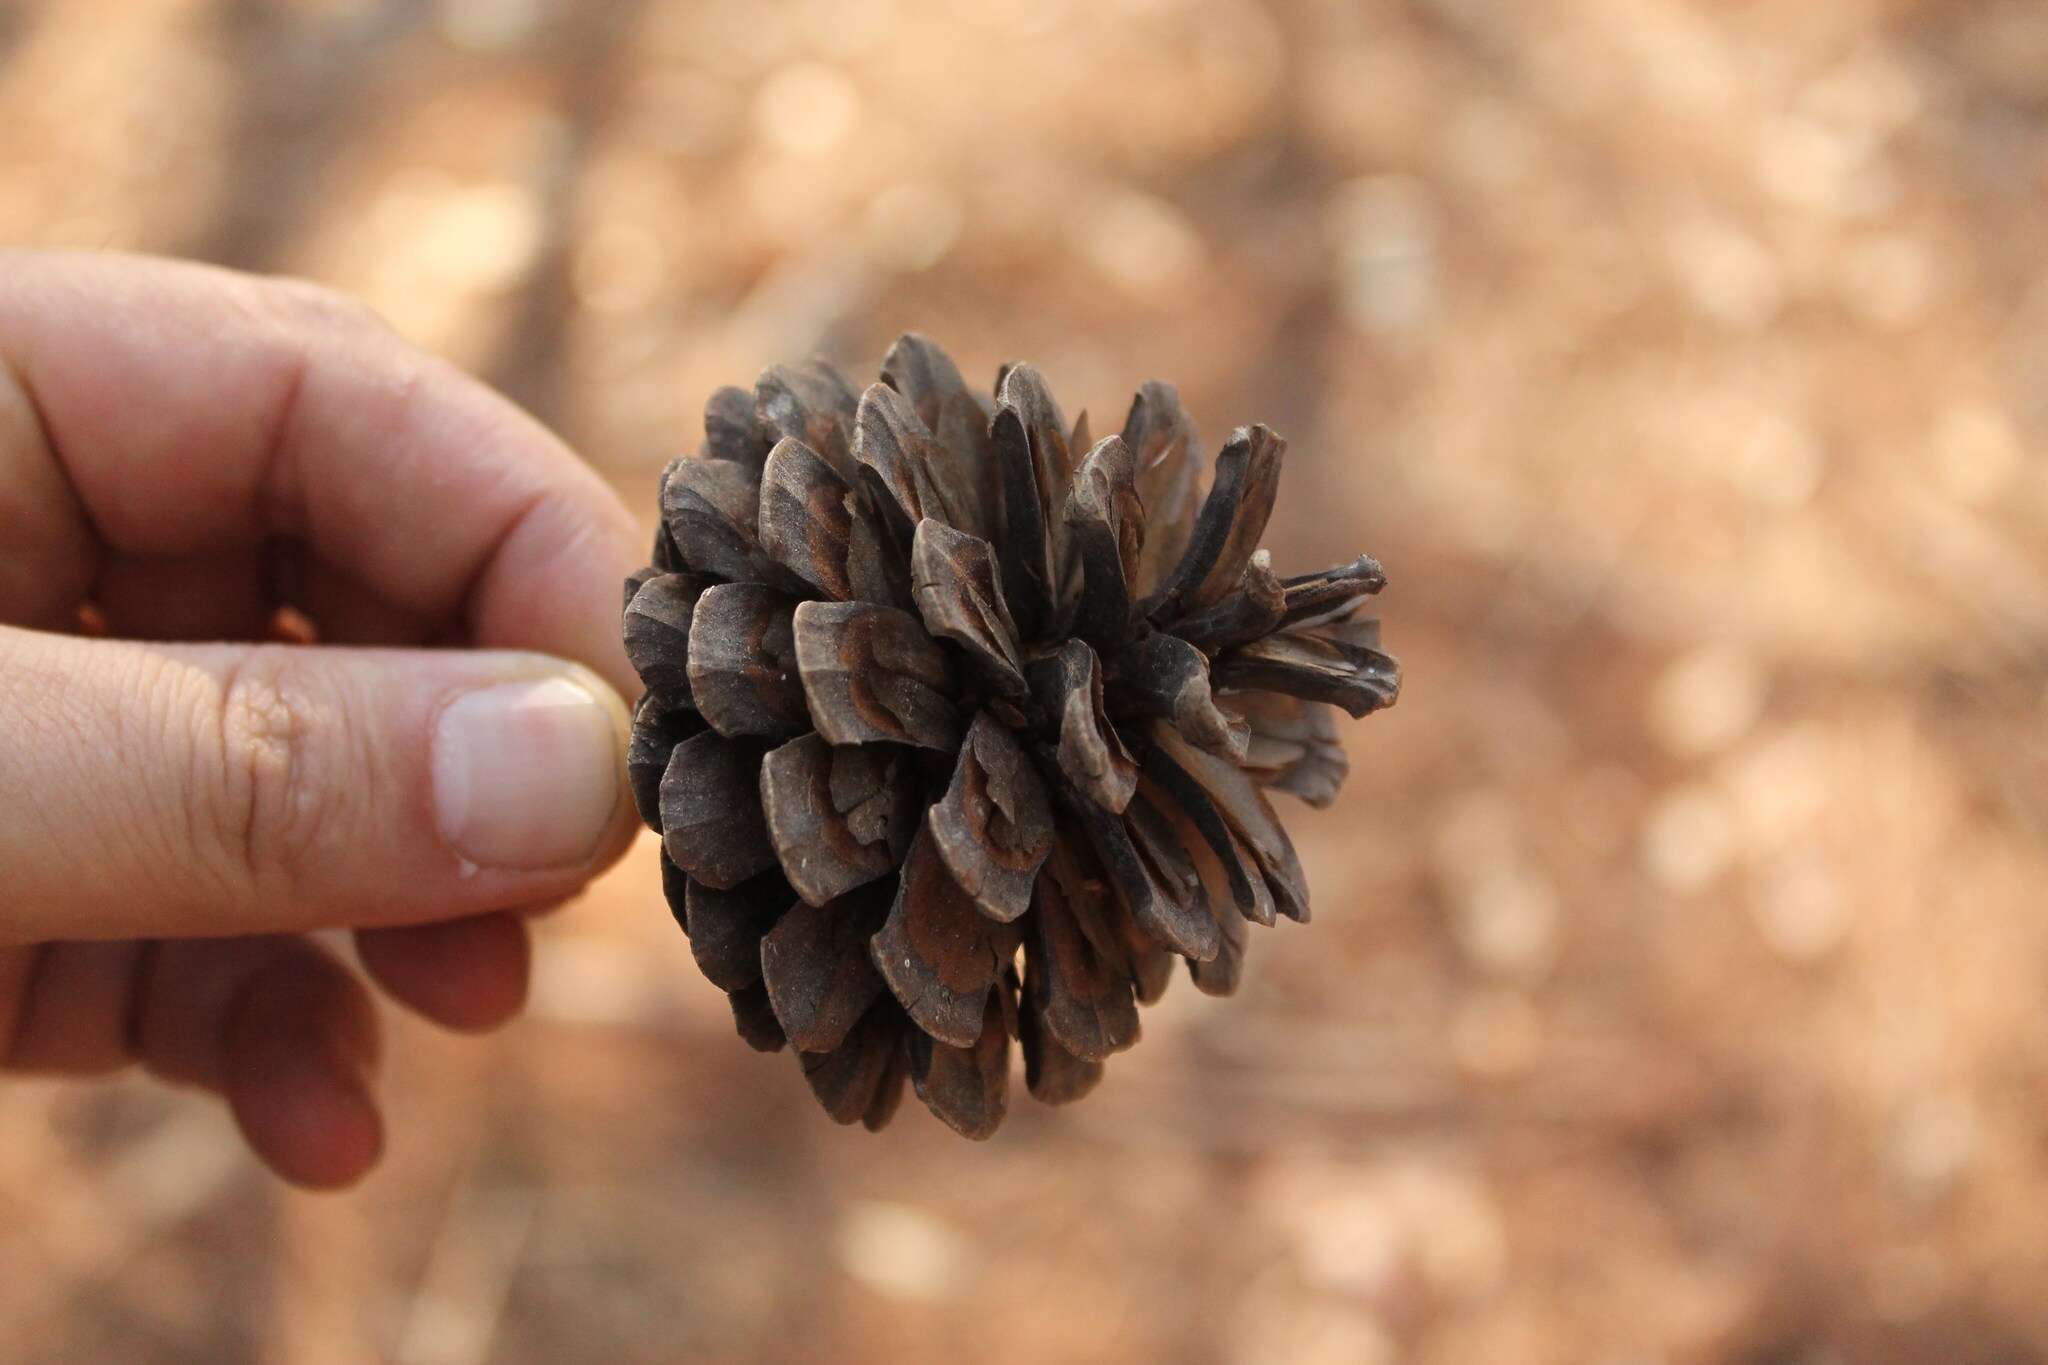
[0,949,31,1061]
[282,553,438,646]
[356,913,531,1033]
[122,936,364,1092]
[2,941,146,1074]
[222,946,384,1190]
[0,250,641,694]
[0,627,637,944]
[4,926,534,1188]
[0,346,97,629]
[3,936,390,1190]
[93,549,274,642]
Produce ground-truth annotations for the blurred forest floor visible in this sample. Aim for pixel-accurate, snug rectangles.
[3,0,2048,1361]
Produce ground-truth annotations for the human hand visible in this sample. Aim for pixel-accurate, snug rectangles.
[0,252,646,1188]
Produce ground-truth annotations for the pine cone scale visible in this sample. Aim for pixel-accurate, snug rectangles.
[659,731,776,889]
[789,601,961,751]
[926,711,1054,924]
[871,822,1021,1049]
[908,520,1030,700]
[757,731,914,907]
[684,583,808,739]
[1062,434,1141,649]
[1032,639,1139,813]
[682,871,786,993]
[989,364,1075,642]
[760,891,889,1053]
[757,438,864,603]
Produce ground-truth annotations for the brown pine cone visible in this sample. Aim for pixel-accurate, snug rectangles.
[622,335,1398,1138]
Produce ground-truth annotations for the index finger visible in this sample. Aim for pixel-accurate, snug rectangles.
[0,250,642,692]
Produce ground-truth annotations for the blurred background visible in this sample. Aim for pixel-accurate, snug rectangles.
[4,0,2048,1360]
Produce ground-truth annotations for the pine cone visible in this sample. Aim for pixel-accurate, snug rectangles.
[622,336,1398,1138]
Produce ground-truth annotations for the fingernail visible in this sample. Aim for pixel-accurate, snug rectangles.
[433,676,622,871]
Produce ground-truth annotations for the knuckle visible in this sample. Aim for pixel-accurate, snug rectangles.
[203,652,346,897]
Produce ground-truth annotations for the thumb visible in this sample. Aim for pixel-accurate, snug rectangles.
[0,625,638,944]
